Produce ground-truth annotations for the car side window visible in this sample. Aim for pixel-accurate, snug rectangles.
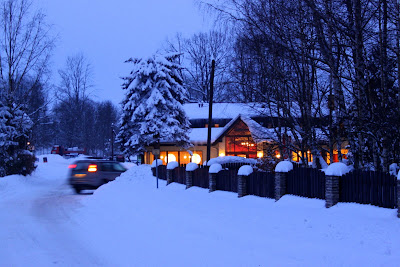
[100,162,114,172]
[113,163,126,172]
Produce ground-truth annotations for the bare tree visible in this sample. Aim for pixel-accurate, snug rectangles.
[0,0,54,104]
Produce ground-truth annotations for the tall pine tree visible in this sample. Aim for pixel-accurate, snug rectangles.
[117,53,191,157]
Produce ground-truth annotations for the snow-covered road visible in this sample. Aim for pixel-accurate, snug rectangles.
[1,154,400,266]
[0,155,108,266]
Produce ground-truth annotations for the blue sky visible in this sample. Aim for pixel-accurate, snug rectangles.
[37,0,207,105]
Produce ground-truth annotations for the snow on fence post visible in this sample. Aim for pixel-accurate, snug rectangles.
[185,163,198,189]
[274,161,293,201]
[166,161,179,185]
[397,171,400,218]
[325,163,350,208]
[237,165,253,198]
[209,163,222,192]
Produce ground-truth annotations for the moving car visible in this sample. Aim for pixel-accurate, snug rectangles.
[68,159,127,194]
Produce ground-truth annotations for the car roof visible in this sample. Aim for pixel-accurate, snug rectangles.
[73,159,120,164]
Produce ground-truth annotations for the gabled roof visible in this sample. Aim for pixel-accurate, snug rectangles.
[212,115,276,145]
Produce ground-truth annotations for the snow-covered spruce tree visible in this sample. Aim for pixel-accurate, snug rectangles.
[117,53,191,157]
[0,97,36,177]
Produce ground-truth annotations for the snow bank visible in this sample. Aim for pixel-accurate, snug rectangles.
[275,161,293,172]
[238,165,253,176]
[167,161,179,170]
[205,156,256,166]
[209,163,222,174]
[397,170,400,181]
[325,162,351,176]
[151,159,163,167]
[186,162,198,172]
[389,163,399,176]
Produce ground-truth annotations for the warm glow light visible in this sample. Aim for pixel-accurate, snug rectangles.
[184,155,187,159]
[160,156,164,159]
[257,151,263,158]
[192,153,201,164]
[219,152,225,157]
[88,164,97,172]
[27,142,30,145]
[276,153,281,159]
[168,154,176,162]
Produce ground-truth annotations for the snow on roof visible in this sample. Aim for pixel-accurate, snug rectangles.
[184,103,266,119]
[189,127,224,144]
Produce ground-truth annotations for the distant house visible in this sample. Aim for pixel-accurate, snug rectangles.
[142,103,348,165]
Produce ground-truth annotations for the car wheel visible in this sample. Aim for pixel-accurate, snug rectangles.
[73,187,82,194]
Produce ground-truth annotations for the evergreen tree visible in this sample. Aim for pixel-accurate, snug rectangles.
[117,53,191,157]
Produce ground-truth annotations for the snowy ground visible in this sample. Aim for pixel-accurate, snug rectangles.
[1,155,400,266]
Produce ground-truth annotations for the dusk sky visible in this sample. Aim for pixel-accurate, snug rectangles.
[36,0,208,105]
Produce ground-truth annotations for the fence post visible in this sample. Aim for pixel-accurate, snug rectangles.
[275,172,287,201]
[238,175,247,198]
[397,180,400,218]
[237,165,253,198]
[274,161,293,201]
[209,163,222,193]
[325,175,340,208]
[209,173,217,192]
[166,169,173,185]
[186,171,194,189]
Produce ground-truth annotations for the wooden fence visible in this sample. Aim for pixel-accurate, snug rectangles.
[216,169,238,193]
[172,166,186,185]
[192,165,209,189]
[151,164,398,210]
[152,165,167,180]
[340,170,397,209]
[247,171,275,198]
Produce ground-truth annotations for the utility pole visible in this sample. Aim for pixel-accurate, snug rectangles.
[206,59,216,163]
[111,123,114,160]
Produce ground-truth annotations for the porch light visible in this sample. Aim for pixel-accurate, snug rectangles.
[219,152,225,157]
[257,151,263,158]
[192,153,201,164]
[168,154,176,162]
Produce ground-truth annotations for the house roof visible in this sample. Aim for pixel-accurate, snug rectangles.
[183,103,267,119]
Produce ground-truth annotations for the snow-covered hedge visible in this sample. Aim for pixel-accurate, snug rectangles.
[205,156,256,166]
[275,161,293,173]
[151,159,163,167]
[209,163,223,174]
[238,165,253,176]
[167,161,179,170]
[325,162,351,176]
[186,162,198,172]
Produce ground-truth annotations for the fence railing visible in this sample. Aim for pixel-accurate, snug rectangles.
[151,163,399,211]
[247,171,275,198]
[340,170,397,209]
[287,168,325,200]
[193,165,209,188]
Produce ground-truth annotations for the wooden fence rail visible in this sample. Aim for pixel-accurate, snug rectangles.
[247,171,275,198]
[340,170,397,209]
[287,168,325,200]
